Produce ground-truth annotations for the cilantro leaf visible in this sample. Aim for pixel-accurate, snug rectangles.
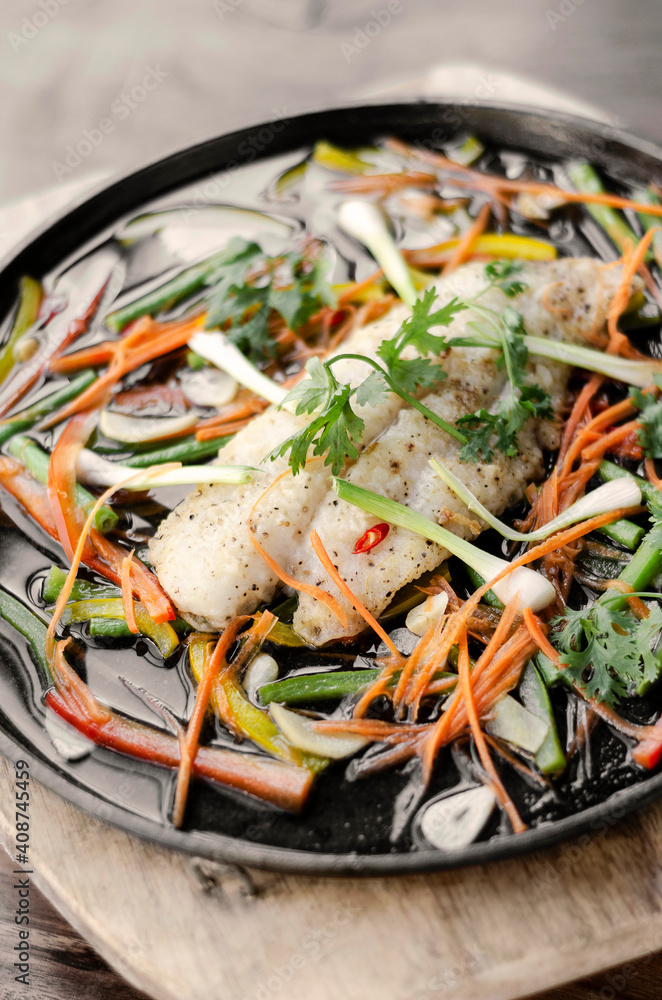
[484,260,528,298]
[552,597,662,706]
[631,375,662,459]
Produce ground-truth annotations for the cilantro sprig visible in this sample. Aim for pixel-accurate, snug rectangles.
[203,237,335,363]
[553,596,662,706]
[631,374,662,458]
[451,262,553,462]
[269,290,466,475]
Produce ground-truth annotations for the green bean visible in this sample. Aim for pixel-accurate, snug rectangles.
[0,584,50,682]
[598,459,659,506]
[567,162,648,258]
[8,436,118,534]
[595,518,645,550]
[123,434,231,468]
[633,186,662,267]
[0,276,43,386]
[42,565,120,605]
[0,370,97,446]
[106,251,227,332]
[259,668,457,706]
[464,566,504,609]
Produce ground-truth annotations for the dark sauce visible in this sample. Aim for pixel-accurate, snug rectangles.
[0,137,661,858]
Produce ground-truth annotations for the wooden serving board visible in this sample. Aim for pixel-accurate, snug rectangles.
[2,754,662,1000]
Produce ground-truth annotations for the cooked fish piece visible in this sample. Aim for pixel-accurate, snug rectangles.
[149,302,411,630]
[292,257,630,645]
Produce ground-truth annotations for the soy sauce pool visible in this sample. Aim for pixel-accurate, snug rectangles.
[1,119,662,865]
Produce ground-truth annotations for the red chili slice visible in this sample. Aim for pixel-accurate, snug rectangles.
[353,522,389,554]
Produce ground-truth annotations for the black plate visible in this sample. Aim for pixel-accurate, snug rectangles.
[2,101,662,875]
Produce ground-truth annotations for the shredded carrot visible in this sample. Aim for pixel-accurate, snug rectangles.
[329,171,438,197]
[457,634,527,833]
[53,639,111,726]
[171,616,250,828]
[645,457,662,492]
[248,468,348,629]
[386,139,662,218]
[443,202,491,274]
[602,579,650,620]
[522,607,561,665]
[45,462,180,663]
[607,229,659,349]
[121,550,139,635]
[580,420,643,462]
[337,268,384,305]
[309,529,398,657]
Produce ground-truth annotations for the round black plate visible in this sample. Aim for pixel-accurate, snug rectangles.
[2,100,662,875]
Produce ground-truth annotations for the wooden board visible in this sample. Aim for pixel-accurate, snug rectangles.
[2,754,662,1000]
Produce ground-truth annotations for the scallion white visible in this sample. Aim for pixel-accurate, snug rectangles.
[99,409,197,444]
[430,458,642,542]
[189,331,289,407]
[269,703,368,760]
[75,449,256,489]
[332,478,556,612]
[337,200,418,307]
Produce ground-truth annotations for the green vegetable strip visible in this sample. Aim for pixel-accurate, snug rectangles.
[0,585,51,682]
[60,598,179,658]
[598,459,660,506]
[464,566,504,609]
[519,661,566,774]
[7,435,118,534]
[567,162,648,257]
[0,277,43,386]
[88,616,189,638]
[105,251,227,332]
[42,565,120,604]
[633,186,662,267]
[259,668,457,706]
[123,434,231,468]
[595,518,645,550]
[0,370,97,446]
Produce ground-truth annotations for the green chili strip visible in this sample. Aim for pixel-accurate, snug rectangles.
[258,668,457,706]
[8,435,118,534]
[87,615,189,638]
[464,566,504,609]
[106,251,228,332]
[0,277,43,387]
[0,585,51,683]
[188,637,326,772]
[42,565,120,605]
[0,370,97,446]
[60,598,179,658]
[567,162,648,258]
[123,434,231,468]
[519,661,566,774]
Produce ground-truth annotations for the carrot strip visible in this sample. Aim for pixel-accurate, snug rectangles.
[457,634,527,834]
[645,457,662,492]
[172,616,249,828]
[52,639,111,725]
[522,608,562,665]
[607,229,659,348]
[248,468,348,629]
[309,529,398,657]
[580,420,642,462]
[46,411,96,562]
[386,140,662,218]
[121,550,139,635]
[443,202,491,274]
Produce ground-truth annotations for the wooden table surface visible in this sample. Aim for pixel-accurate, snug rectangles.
[2,753,662,1000]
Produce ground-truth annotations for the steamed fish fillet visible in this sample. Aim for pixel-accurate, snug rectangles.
[149,302,411,630]
[292,257,629,645]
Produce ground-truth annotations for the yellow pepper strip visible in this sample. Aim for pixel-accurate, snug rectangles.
[60,598,179,658]
[407,233,557,267]
[188,635,327,774]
